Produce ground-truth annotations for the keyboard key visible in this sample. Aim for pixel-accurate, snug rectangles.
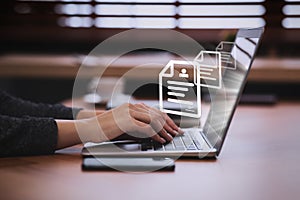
[141,140,154,151]
[173,138,186,151]
[173,137,185,148]
[141,143,148,151]
[150,131,204,151]
[174,146,185,151]
[153,141,163,150]
[186,143,197,150]
[193,139,202,150]
[181,135,194,147]
[189,131,203,150]
[164,143,175,151]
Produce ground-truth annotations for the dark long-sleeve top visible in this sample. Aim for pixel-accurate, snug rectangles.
[0,91,82,157]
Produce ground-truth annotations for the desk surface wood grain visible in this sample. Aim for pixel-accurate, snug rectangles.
[0,54,300,82]
[0,102,300,200]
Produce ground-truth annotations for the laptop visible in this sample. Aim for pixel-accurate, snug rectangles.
[82,27,264,159]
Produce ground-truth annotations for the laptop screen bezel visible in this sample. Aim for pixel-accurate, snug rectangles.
[203,27,264,156]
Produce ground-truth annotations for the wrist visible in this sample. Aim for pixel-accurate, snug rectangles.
[76,110,105,120]
[55,120,81,149]
[75,118,108,143]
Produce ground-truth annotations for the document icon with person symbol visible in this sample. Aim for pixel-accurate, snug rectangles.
[159,60,201,118]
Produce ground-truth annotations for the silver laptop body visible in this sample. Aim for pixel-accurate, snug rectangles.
[82,27,264,159]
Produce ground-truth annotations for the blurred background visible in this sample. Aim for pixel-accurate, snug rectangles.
[0,0,299,104]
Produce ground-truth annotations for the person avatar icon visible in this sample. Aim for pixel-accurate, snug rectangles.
[179,68,189,78]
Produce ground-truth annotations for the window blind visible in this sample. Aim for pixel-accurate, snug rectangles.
[282,0,300,29]
[14,0,266,29]
[2,0,299,56]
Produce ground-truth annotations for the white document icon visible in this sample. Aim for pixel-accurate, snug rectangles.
[194,51,222,89]
[159,60,201,118]
[216,41,236,70]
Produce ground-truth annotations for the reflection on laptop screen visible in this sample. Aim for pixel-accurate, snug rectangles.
[203,28,264,155]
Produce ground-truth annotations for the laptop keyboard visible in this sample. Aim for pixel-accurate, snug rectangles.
[141,130,203,151]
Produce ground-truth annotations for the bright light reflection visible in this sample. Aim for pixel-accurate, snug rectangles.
[179,0,264,2]
[95,5,175,16]
[283,5,300,15]
[95,17,132,28]
[134,18,176,28]
[179,5,265,16]
[282,18,300,28]
[179,18,265,29]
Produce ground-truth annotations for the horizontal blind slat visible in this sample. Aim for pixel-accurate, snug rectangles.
[10,0,266,29]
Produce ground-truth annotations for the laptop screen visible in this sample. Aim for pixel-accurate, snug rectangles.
[203,28,264,155]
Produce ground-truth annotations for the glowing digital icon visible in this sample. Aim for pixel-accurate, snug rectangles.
[158,42,235,118]
[216,41,236,70]
[194,51,222,89]
[159,60,201,118]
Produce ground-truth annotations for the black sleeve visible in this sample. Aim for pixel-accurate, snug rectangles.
[0,91,82,119]
[0,115,58,157]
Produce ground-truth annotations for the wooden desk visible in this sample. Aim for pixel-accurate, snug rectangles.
[0,54,300,82]
[0,102,300,200]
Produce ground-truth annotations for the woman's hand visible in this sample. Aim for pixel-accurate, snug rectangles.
[77,103,183,144]
[56,103,183,149]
